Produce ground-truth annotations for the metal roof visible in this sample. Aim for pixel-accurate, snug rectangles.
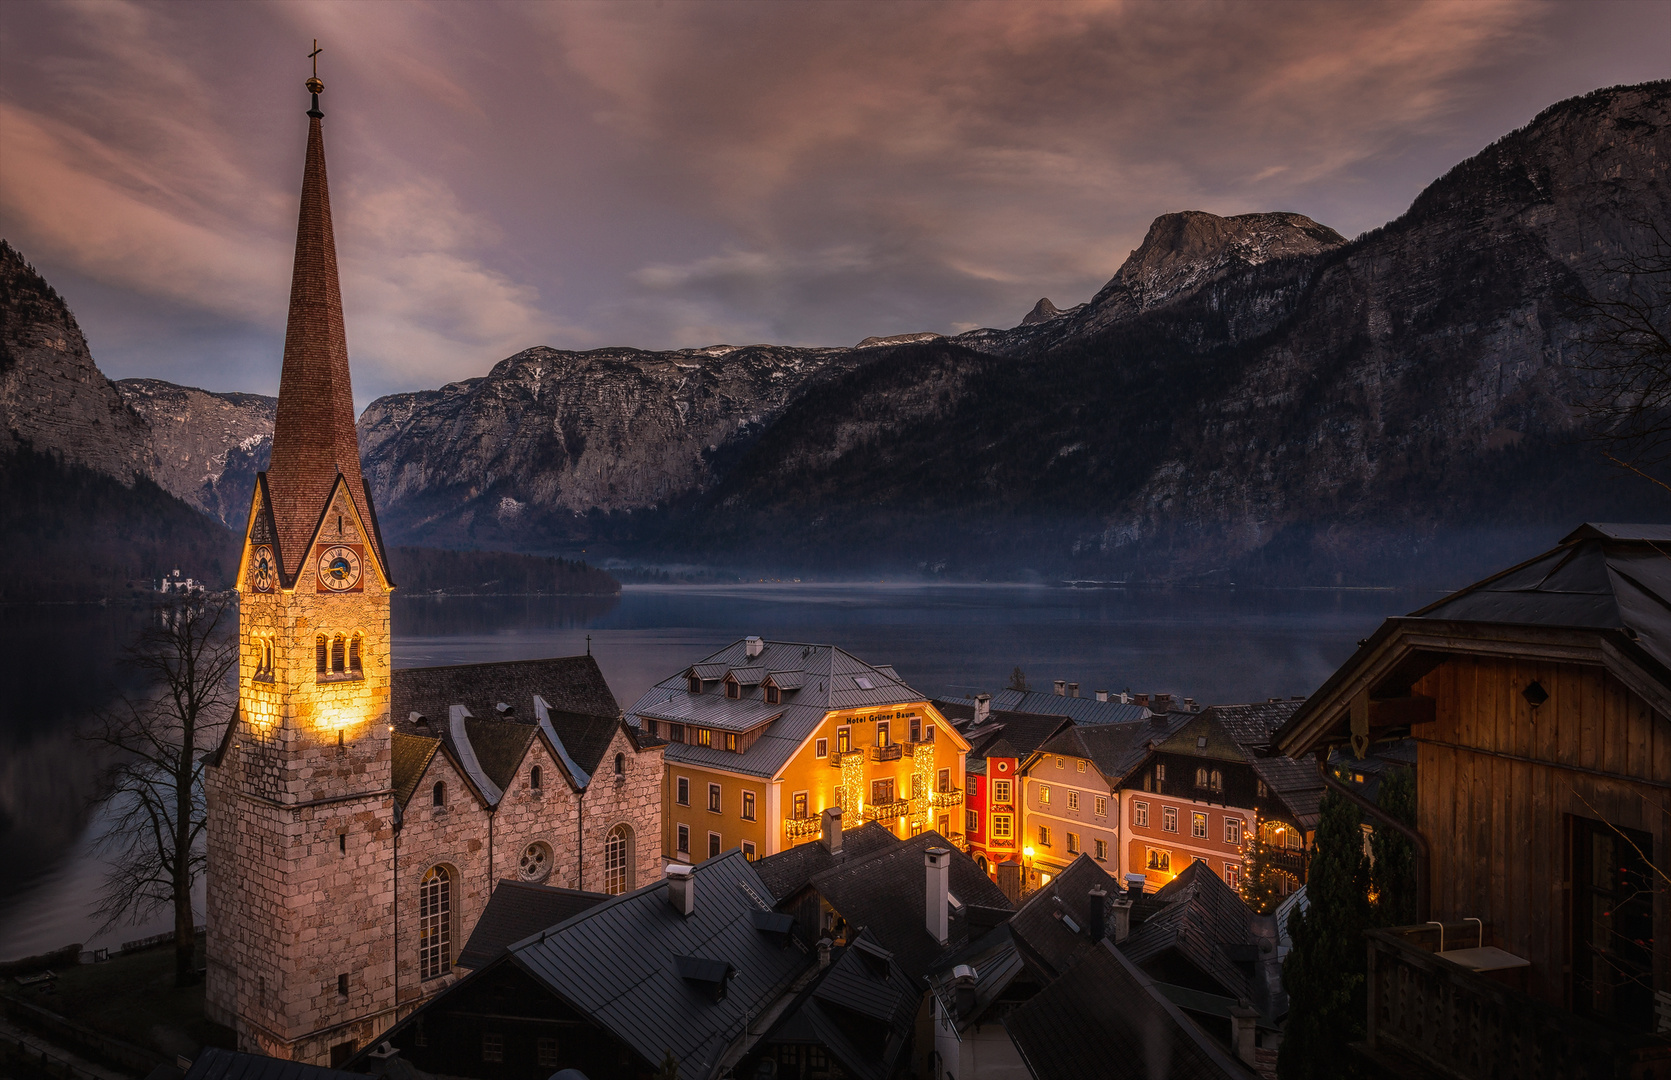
[634,694,784,733]
[181,1048,361,1080]
[456,880,608,969]
[510,850,811,1080]
[939,687,1151,725]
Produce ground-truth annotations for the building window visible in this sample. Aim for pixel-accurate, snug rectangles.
[676,824,690,853]
[698,727,713,747]
[1067,791,1079,811]
[924,724,935,742]
[734,791,753,821]
[1192,812,1208,839]
[669,723,685,744]
[991,814,1013,841]
[837,727,851,753]
[742,840,757,860]
[1224,863,1241,889]
[815,738,828,758]
[537,1038,559,1068]
[254,636,274,681]
[725,732,737,751]
[1077,759,1086,773]
[1056,756,1064,770]
[708,832,721,859]
[1039,784,1051,805]
[1038,825,1051,846]
[726,679,740,699]
[349,634,362,674]
[432,782,446,807]
[316,634,327,675]
[1095,795,1107,816]
[938,768,951,792]
[604,825,633,895]
[792,791,808,819]
[331,634,346,674]
[877,722,890,747]
[1195,767,1209,789]
[419,866,451,980]
[1094,838,1108,861]
[708,783,721,813]
[966,809,978,833]
[766,685,781,705]
[1146,849,1171,872]
[1162,806,1178,833]
[1155,762,1166,784]
[519,841,553,882]
[1257,779,1268,798]
[1209,769,1223,792]
[1133,801,1149,827]
[1066,832,1079,854]
[992,779,1012,805]
[481,1033,503,1063]
[871,778,895,806]
[676,777,690,805]
[530,765,542,790]
[615,752,625,776]
[689,674,702,693]
[337,972,349,996]
[1226,819,1242,846]
[911,717,922,742]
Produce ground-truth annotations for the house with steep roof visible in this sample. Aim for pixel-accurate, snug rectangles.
[629,638,971,865]
[1274,524,1671,1077]
[358,851,813,1080]
[948,703,1075,887]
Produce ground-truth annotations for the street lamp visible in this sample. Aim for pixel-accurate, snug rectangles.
[1023,845,1035,891]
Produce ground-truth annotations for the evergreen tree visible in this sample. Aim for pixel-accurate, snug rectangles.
[1370,767,1418,927]
[1278,791,1373,1080]
[1008,667,1030,692]
[1238,811,1283,915]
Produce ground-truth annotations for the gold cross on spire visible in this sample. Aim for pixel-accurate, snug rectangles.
[310,39,322,76]
[306,39,324,97]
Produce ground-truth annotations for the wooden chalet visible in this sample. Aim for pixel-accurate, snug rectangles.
[1274,524,1671,1078]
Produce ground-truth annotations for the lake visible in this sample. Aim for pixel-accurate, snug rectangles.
[0,582,1429,961]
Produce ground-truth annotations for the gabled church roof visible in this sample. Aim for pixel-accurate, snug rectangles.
[263,94,382,577]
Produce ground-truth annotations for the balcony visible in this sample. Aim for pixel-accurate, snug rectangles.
[1361,924,1671,1080]
[929,787,964,807]
[828,751,850,767]
[870,744,903,762]
[1268,846,1308,879]
[784,816,821,840]
[865,800,911,821]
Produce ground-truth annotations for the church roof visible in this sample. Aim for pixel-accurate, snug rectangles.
[263,103,381,578]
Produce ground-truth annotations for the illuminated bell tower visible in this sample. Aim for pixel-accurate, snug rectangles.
[205,50,398,1065]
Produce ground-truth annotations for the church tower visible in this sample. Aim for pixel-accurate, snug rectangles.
[205,56,398,1065]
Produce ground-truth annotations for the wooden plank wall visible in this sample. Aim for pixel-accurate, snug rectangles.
[1412,656,1671,1009]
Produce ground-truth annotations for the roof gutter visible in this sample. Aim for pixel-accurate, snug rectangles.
[1311,749,1429,922]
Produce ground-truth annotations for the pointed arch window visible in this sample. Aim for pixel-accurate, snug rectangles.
[433,781,446,807]
[349,634,362,674]
[530,765,542,790]
[605,825,633,895]
[419,866,452,980]
[331,635,346,675]
[316,634,328,676]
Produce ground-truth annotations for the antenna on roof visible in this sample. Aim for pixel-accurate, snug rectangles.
[586,634,592,656]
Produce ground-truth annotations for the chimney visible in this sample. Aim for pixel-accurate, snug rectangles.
[745,635,764,658]
[1134,693,1149,709]
[666,863,695,916]
[817,937,832,969]
[1230,1004,1260,1067]
[1184,697,1197,711]
[1067,682,1080,698]
[1125,872,1146,898]
[1053,680,1066,697]
[925,847,952,945]
[973,693,991,725]
[1154,693,1174,712]
[952,963,978,1016]
[1087,886,1107,941]
[1111,895,1133,943]
[1095,690,1109,703]
[821,806,843,854]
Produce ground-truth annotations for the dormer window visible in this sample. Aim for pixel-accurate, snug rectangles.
[726,679,740,700]
[765,684,781,705]
[688,675,701,693]
[697,728,713,747]
[725,732,738,752]
[1209,769,1223,792]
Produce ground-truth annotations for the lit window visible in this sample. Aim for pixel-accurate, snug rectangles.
[1066,832,1079,854]
[911,718,922,742]
[708,832,721,859]
[993,780,1012,805]
[725,732,737,751]
[1094,838,1107,861]
[937,768,950,793]
[707,783,721,813]
[1040,784,1051,805]
[1077,759,1086,773]
[698,727,713,747]
[991,814,1013,841]
[742,791,756,821]
[1133,801,1149,827]
[925,724,935,743]
[604,825,632,895]
[871,778,895,806]
[1067,791,1079,811]
[419,866,451,980]
[1209,769,1223,792]
[1056,756,1064,770]
[837,727,851,754]
[1257,779,1268,798]
[676,825,689,853]
[877,722,890,747]
[1195,767,1209,789]
[815,738,828,758]
[315,634,327,676]
[676,777,690,806]
[742,841,757,860]
[1192,812,1208,838]
[1226,819,1242,846]
[1162,806,1178,833]
[1225,863,1241,889]
[1094,796,1107,816]
[792,791,808,819]
[1155,762,1166,783]
[481,1034,502,1063]
[331,634,345,674]
[1146,849,1171,872]
[537,1038,559,1068]
[530,765,542,790]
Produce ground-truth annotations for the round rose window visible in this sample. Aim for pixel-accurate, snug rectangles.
[518,841,553,882]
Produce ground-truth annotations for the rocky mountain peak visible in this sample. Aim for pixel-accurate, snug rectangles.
[1020,298,1064,325]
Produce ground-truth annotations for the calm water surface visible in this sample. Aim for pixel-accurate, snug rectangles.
[0,583,1431,960]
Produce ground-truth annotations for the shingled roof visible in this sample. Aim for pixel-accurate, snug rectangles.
[1206,700,1304,750]
[1124,859,1258,1001]
[456,880,608,970]
[754,821,901,902]
[1004,942,1252,1080]
[961,709,1074,762]
[810,830,1011,982]
[394,655,621,731]
[1004,854,1123,980]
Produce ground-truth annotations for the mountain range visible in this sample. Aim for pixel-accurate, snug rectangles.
[3,81,1667,588]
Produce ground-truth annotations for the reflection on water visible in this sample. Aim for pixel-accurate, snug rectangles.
[0,583,1432,959]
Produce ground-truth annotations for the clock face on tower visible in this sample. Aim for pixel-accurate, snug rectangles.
[316,545,363,592]
[249,546,275,593]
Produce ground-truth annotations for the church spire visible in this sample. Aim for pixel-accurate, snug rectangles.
[265,47,379,577]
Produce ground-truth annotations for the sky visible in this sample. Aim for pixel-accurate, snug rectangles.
[1,2,1667,406]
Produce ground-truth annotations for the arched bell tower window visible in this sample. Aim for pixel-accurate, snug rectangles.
[331,635,346,674]
[349,633,362,674]
[530,765,542,790]
[604,825,634,895]
[316,634,328,676]
[433,781,446,807]
[614,752,626,777]
[419,866,452,980]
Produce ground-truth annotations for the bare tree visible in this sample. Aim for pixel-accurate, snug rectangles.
[86,592,237,986]
[1569,217,1671,473]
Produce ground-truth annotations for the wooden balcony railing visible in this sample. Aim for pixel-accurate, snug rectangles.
[1363,924,1671,1080]
[870,744,903,762]
[1269,847,1308,879]
[865,800,911,821]
[784,816,821,840]
[929,787,964,807]
[828,751,850,767]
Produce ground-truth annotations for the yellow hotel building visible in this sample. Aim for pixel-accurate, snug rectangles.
[628,638,969,861]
